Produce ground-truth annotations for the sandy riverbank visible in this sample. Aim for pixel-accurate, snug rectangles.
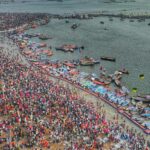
[0,33,29,65]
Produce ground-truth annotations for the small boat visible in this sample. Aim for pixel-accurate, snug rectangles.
[38,43,47,48]
[100,21,104,24]
[132,96,150,103]
[63,62,76,68]
[92,78,111,86]
[114,78,121,87]
[43,50,53,56]
[80,61,94,66]
[100,56,116,62]
[55,44,78,52]
[119,69,129,75]
[65,20,69,23]
[141,114,150,118]
[109,18,113,21]
[80,57,100,66]
[71,23,79,30]
[39,34,52,40]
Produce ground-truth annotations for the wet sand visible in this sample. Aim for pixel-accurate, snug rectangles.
[0,33,29,65]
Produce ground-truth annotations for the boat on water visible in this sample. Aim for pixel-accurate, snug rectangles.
[132,96,150,103]
[55,44,79,52]
[63,61,76,68]
[119,68,129,75]
[43,50,53,56]
[25,33,38,38]
[100,21,104,24]
[114,78,121,87]
[39,34,52,40]
[80,57,100,66]
[35,50,53,57]
[71,23,79,30]
[113,71,122,87]
[109,18,113,21]
[100,56,116,62]
[38,43,47,48]
[91,78,111,86]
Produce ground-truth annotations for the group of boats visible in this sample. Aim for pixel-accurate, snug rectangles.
[133,95,150,103]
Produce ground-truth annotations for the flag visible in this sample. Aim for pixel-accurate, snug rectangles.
[139,74,144,80]
[132,88,137,93]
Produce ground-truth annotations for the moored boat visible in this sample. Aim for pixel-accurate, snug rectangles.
[132,96,150,103]
[63,61,76,68]
[55,44,78,52]
[39,34,52,40]
[38,43,47,48]
[100,56,116,62]
[71,23,79,29]
[92,78,111,86]
[119,68,129,74]
[114,78,121,87]
[80,57,100,66]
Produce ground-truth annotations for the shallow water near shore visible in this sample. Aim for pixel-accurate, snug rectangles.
[26,17,150,94]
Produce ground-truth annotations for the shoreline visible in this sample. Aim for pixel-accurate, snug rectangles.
[2,14,150,134]
[3,28,150,138]
[0,11,150,32]
[0,12,149,148]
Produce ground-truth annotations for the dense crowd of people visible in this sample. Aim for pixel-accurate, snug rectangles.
[0,50,149,150]
[0,13,49,31]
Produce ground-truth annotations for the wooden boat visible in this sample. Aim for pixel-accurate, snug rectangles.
[63,61,76,68]
[80,61,94,66]
[109,18,113,21]
[132,96,150,103]
[39,34,52,40]
[119,69,129,75]
[100,21,104,24]
[63,62,76,68]
[36,50,53,57]
[71,23,79,29]
[100,56,116,62]
[80,57,100,66]
[114,78,121,87]
[92,78,111,86]
[55,44,78,52]
[38,43,47,48]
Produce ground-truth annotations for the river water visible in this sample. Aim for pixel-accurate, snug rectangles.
[0,0,150,94]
